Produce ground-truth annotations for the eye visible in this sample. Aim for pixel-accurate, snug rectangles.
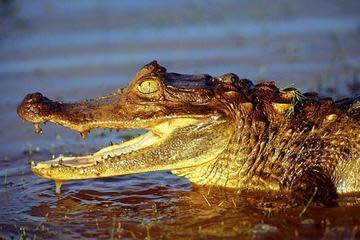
[137,79,160,94]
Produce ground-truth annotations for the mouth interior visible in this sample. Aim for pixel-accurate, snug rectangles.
[32,118,203,170]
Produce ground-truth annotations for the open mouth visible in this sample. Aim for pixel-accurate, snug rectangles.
[30,117,206,180]
[31,128,164,176]
[22,111,231,194]
[32,126,165,194]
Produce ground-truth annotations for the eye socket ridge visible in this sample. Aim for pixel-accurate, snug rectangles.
[137,78,161,94]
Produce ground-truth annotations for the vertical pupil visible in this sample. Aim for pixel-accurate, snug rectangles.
[139,80,158,93]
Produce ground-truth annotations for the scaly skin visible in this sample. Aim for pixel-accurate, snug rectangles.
[17,61,360,205]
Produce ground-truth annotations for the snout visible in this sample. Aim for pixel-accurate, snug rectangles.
[17,92,60,123]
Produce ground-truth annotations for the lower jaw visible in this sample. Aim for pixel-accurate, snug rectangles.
[30,118,231,192]
[31,117,208,173]
[31,129,166,179]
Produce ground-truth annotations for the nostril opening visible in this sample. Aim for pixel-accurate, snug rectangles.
[26,92,43,103]
[31,92,43,101]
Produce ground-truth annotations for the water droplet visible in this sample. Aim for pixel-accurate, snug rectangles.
[80,131,90,139]
[34,123,42,134]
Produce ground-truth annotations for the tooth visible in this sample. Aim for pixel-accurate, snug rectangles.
[34,123,42,134]
[80,131,90,139]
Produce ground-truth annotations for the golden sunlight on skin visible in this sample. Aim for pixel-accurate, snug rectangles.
[18,61,359,205]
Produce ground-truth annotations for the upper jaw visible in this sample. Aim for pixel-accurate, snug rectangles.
[17,90,219,137]
[16,90,158,136]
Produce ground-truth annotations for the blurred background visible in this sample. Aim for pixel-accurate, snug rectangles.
[0,0,359,154]
[0,0,359,239]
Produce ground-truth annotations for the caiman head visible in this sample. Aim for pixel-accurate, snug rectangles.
[18,61,258,188]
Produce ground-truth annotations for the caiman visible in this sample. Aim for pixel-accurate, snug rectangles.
[17,61,360,205]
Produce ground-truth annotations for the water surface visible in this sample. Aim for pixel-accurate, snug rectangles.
[0,0,359,239]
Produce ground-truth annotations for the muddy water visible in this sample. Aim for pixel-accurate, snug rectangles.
[0,0,360,239]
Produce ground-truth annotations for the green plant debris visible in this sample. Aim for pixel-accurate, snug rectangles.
[285,89,306,117]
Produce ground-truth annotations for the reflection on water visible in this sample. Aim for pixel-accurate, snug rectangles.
[0,0,359,239]
[1,156,359,239]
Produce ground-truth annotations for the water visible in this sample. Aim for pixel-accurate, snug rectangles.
[0,0,359,239]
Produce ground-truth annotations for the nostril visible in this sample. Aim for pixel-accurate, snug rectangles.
[26,92,43,103]
[30,92,43,102]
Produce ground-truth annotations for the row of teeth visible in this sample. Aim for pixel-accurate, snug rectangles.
[31,151,122,168]
[100,140,143,158]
